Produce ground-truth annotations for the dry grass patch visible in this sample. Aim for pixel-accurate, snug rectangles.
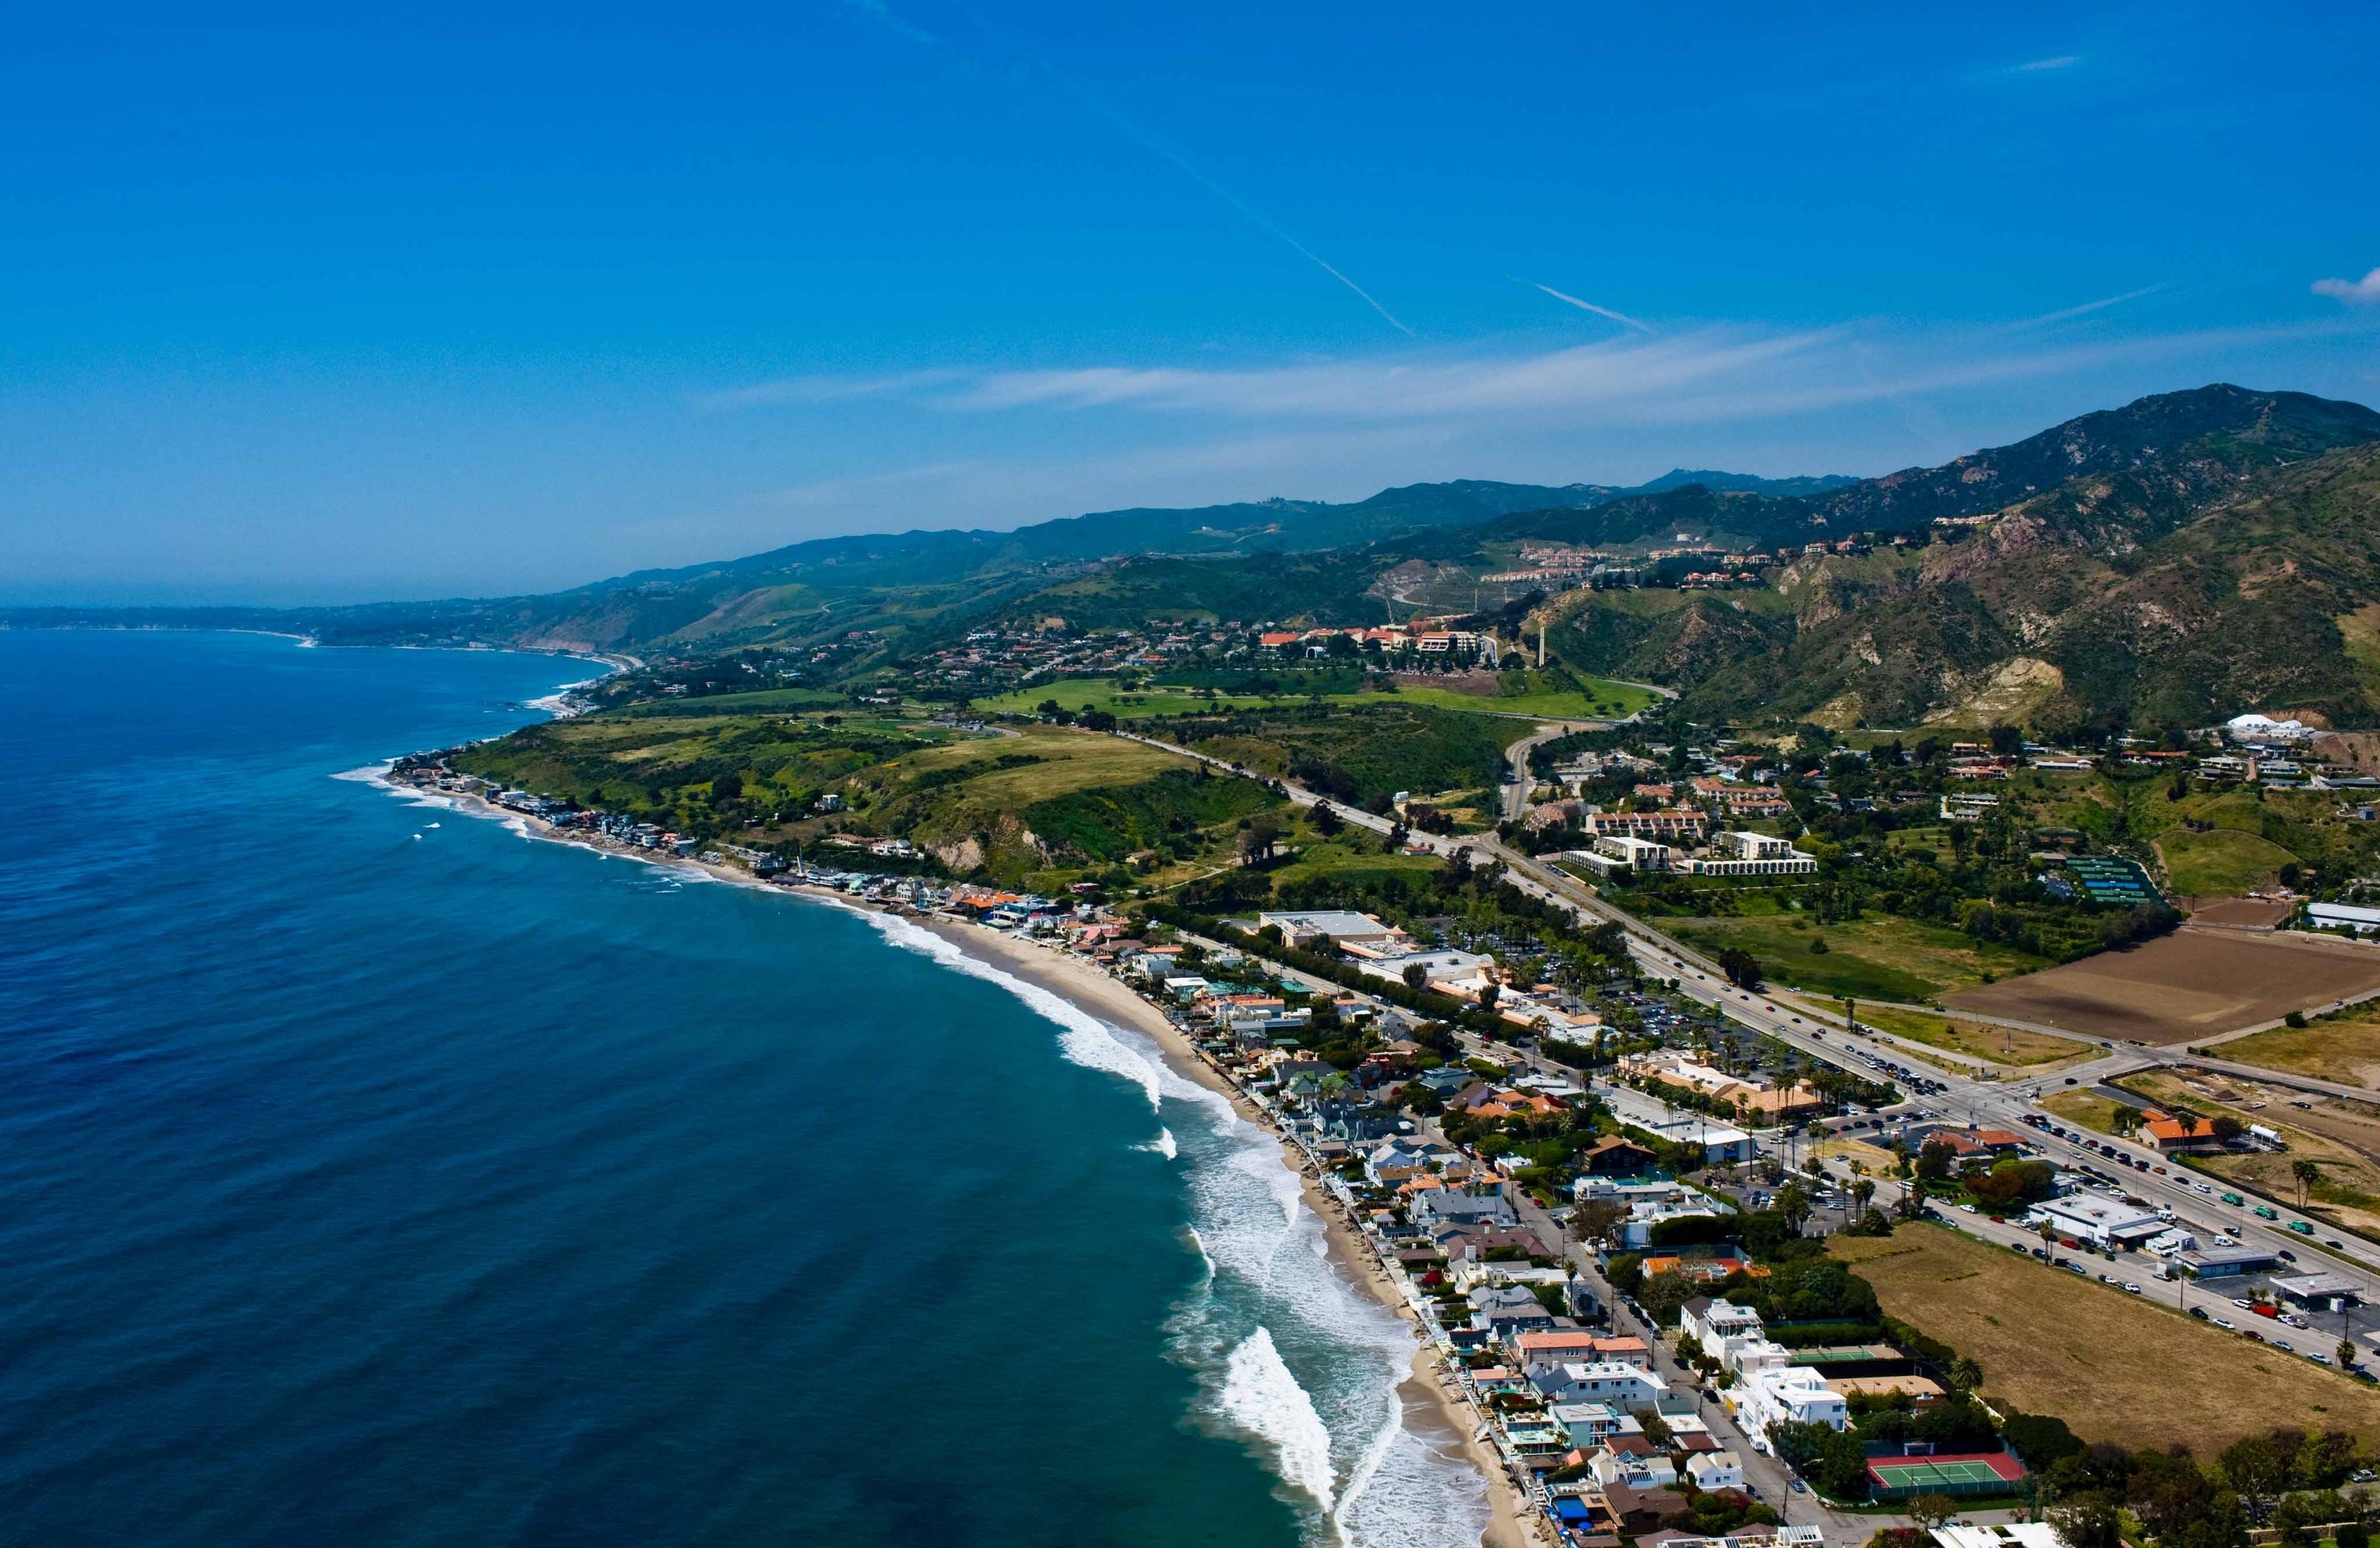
[1829,1224,2380,1452]
[2217,1005,2380,1090]
[1856,1004,2091,1068]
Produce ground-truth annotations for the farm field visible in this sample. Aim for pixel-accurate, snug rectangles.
[1665,912,2049,1003]
[1852,1004,2089,1067]
[1828,1224,2380,1453]
[2217,1004,2380,1089]
[1943,927,2380,1043]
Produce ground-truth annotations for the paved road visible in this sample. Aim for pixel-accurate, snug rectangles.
[1116,725,2380,1293]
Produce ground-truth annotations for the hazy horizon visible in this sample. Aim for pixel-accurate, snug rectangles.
[6,3,2378,605]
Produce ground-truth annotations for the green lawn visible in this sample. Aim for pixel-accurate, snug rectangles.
[2155,826,2299,897]
[972,675,1658,723]
[1267,841,1445,888]
[1381,679,1661,720]
[1667,912,2052,1002]
[972,678,1291,718]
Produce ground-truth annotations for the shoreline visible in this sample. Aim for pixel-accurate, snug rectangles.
[396,774,1534,1547]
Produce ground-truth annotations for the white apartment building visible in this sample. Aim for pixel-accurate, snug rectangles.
[1688,830,1820,877]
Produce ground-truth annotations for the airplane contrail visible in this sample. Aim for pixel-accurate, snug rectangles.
[2009,284,2166,328]
[1083,96,1414,337]
[863,8,1414,338]
[1527,280,1653,333]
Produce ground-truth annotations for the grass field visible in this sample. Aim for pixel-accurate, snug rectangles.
[2040,1090,2126,1134]
[1853,1004,2089,1067]
[1945,928,2380,1042]
[1265,841,1444,889]
[972,679,1289,718]
[892,723,1192,804]
[2217,1004,2380,1090]
[972,675,1658,723]
[1382,680,1660,719]
[2155,826,2300,897]
[1667,912,2050,1003]
[1829,1224,2380,1452]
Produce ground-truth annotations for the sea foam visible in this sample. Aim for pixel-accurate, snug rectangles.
[1221,1327,1339,1510]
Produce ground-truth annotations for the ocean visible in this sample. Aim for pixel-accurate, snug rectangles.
[0,630,1488,1547]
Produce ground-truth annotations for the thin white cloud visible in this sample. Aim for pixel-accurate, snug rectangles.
[2003,284,2166,329]
[2314,267,2380,305]
[704,318,2357,435]
[692,369,968,410]
[938,329,1827,419]
[2012,54,2081,71]
[1526,281,1654,334]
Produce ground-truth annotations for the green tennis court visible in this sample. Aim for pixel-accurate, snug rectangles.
[1873,1459,2004,1488]
[1867,1452,2027,1500]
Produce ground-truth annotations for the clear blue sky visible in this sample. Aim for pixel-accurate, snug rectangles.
[6,2,2377,603]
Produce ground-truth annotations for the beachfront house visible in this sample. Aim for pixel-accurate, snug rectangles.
[1531,1361,1669,1410]
[1409,1186,1518,1232]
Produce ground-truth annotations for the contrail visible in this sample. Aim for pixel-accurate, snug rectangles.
[868,8,1413,338]
[2009,284,2165,328]
[1527,280,1653,333]
[1082,95,1413,337]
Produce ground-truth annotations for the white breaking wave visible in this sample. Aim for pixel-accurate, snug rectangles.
[1139,1127,1180,1159]
[1222,1329,1339,1511]
[856,910,1183,1120]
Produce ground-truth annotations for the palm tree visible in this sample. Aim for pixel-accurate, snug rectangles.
[2292,1158,2322,1209]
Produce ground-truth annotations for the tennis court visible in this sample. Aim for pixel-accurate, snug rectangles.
[1866,1451,2027,1500]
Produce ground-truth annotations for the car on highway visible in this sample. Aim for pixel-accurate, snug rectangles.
[2216,1317,2236,1330]
[2231,1298,2254,1309]
[2189,1306,2210,1320]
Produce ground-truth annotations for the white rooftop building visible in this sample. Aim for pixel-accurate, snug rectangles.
[2030,1190,2167,1250]
[1735,1365,1849,1448]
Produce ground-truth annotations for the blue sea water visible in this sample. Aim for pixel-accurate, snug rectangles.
[0,630,1486,1547]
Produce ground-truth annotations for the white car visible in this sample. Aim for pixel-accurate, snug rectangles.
[2215,1318,2236,1330]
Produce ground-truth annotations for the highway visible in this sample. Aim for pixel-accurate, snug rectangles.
[1115,722,2380,1301]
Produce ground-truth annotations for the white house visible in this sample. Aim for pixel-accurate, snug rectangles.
[1549,1402,1642,1452]
[1591,1446,1679,1490]
[1532,1360,1669,1410]
[1680,1298,1763,1348]
[1735,1366,1849,1447]
[1687,1450,1746,1492]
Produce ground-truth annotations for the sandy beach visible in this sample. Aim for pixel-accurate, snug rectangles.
[399,776,1536,1546]
[923,915,1539,1548]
